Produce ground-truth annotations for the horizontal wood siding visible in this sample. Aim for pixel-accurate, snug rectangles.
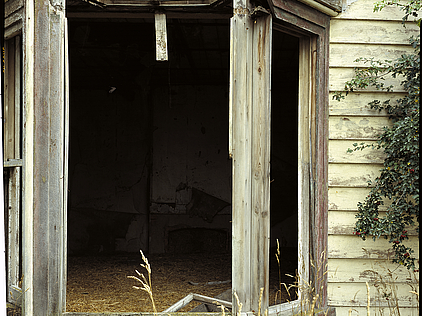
[328,0,420,314]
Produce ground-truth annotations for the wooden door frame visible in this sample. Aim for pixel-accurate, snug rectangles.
[18,0,331,314]
[270,0,331,309]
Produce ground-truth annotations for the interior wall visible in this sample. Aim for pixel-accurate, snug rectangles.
[67,19,232,255]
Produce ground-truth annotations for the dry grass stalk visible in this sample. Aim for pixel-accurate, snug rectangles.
[127,250,157,313]
[234,292,242,316]
[258,287,264,316]
[366,282,370,316]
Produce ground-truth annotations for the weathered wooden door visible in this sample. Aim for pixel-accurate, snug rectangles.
[21,0,68,313]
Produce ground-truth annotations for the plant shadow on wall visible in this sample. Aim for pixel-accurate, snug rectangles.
[333,0,420,271]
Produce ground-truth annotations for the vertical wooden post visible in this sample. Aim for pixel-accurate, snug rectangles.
[22,0,67,314]
[231,0,272,313]
[251,11,272,315]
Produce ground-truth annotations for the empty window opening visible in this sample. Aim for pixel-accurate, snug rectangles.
[66,19,232,312]
[269,30,299,305]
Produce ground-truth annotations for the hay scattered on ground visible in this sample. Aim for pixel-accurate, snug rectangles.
[66,252,295,313]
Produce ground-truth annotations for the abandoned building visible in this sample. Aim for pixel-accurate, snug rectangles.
[2,0,419,314]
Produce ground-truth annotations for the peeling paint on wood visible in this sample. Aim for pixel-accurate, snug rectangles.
[329,92,405,116]
[328,163,383,187]
[328,282,418,307]
[328,258,419,283]
[329,116,391,140]
[329,139,386,164]
[328,211,418,236]
[328,235,419,259]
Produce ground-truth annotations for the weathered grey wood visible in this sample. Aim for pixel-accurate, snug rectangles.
[4,38,16,161]
[4,35,22,305]
[297,36,311,301]
[231,0,272,313]
[64,313,230,316]
[155,12,168,61]
[3,159,23,167]
[162,293,194,312]
[270,0,331,27]
[5,0,24,17]
[163,292,233,312]
[250,11,272,316]
[4,21,23,40]
[22,0,67,313]
[192,293,232,309]
[230,0,254,313]
[7,167,21,302]
[5,8,23,30]
[22,0,35,312]
[9,285,22,307]
[14,36,21,160]
[62,17,70,311]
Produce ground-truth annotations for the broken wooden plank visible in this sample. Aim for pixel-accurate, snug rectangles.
[192,293,232,309]
[162,293,194,313]
[163,292,232,313]
[155,12,168,61]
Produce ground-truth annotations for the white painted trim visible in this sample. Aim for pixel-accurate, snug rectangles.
[297,0,339,16]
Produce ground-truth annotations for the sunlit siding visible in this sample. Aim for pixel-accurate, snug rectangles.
[327,1,420,315]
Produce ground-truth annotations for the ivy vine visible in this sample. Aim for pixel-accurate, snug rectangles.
[332,0,420,270]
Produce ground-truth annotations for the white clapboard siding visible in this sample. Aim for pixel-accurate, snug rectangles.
[329,43,415,67]
[335,306,419,316]
[328,258,419,283]
[329,116,391,140]
[328,282,419,307]
[328,235,419,260]
[329,67,405,92]
[328,187,371,210]
[328,163,383,187]
[330,20,420,44]
[339,0,418,21]
[328,211,418,236]
[329,139,386,164]
[329,92,406,116]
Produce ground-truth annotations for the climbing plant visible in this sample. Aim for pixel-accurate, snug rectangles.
[333,0,420,270]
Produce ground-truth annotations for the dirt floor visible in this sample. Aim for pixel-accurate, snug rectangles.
[66,252,296,313]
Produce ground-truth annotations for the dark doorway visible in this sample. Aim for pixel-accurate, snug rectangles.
[270,30,299,305]
[66,19,232,312]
